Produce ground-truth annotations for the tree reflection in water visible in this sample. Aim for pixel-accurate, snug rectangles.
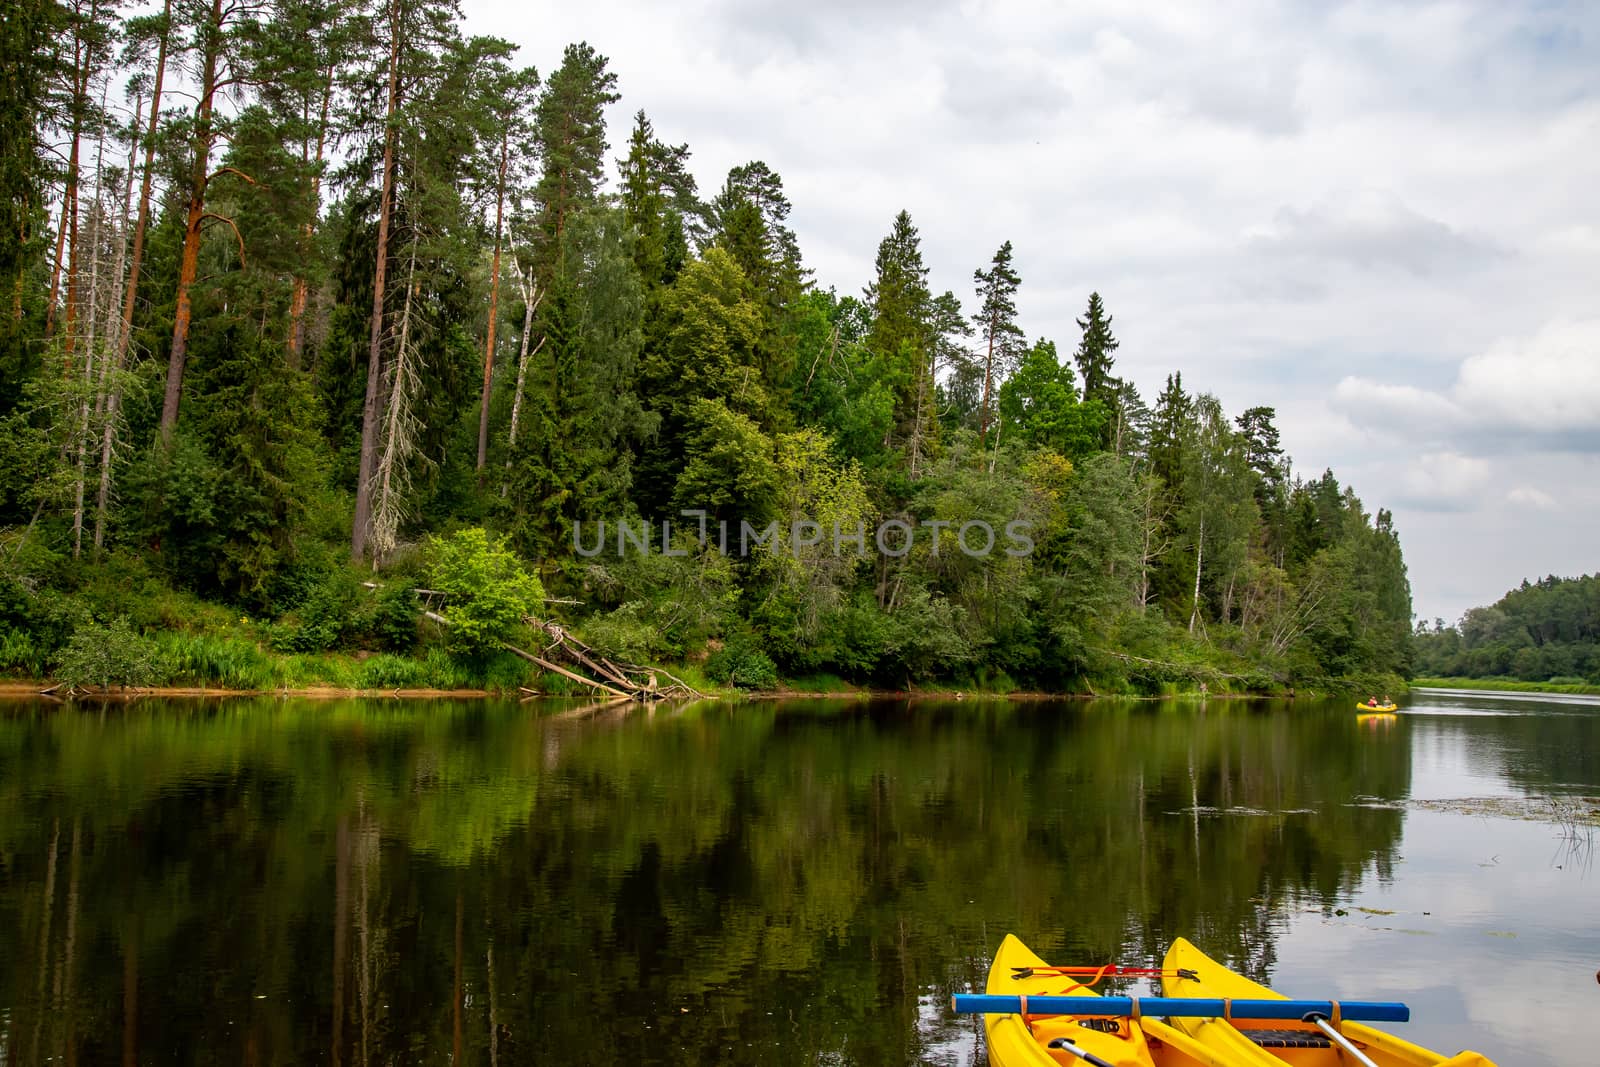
[0,696,1414,1065]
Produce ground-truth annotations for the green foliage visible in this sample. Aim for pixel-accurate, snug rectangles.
[579,545,740,660]
[269,568,418,654]
[427,528,543,656]
[0,2,1418,695]
[53,617,163,690]
[673,399,779,524]
[705,637,778,690]
[1414,573,1600,683]
[998,339,1107,460]
[1072,291,1120,414]
[155,632,277,690]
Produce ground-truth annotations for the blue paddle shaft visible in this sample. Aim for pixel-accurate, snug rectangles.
[950,995,1409,1023]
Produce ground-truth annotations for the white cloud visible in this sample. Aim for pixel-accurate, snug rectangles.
[1397,451,1492,512]
[1505,487,1557,511]
[1248,189,1506,278]
[1334,318,1600,450]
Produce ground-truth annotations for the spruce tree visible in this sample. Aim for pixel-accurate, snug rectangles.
[1149,371,1190,490]
[971,240,1024,442]
[711,161,803,422]
[1072,291,1119,405]
[0,0,66,403]
[864,210,933,462]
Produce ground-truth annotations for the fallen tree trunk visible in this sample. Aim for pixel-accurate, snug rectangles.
[499,642,631,699]
[419,607,703,699]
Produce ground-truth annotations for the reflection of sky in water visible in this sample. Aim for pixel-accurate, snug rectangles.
[1269,812,1597,1067]
[1406,718,1524,799]
[1258,689,1600,1067]
[1411,687,1600,710]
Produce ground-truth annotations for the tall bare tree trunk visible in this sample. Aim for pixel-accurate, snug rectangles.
[71,115,109,560]
[98,4,170,549]
[332,814,349,1067]
[477,128,510,474]
[1189,514,1205,634]
[453,888,464,1064]
[352,0,402,563]
[502,263,542,497]
[45,168,74,342]
[121,920,139,1067]
[908,341,931,479]
[29,820,60,1066]
[978,312,996,443]
[287,64,334,369]
[57,4,105,362]
[369,232,423,563]
[56,820,83,1065]
[160,0,229,440]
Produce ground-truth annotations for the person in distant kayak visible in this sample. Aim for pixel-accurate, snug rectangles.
[1382,694,1391,705]
[1368,697,1378,707]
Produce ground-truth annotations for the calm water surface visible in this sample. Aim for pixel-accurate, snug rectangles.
[0,689,1595,1065]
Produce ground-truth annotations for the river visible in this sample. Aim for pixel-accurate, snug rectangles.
[0,688,1594,1065]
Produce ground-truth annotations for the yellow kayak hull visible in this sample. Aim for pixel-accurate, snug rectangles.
[1358,704,1399,712]
[1160,937,1497,1066]
[983,936,1246,1067]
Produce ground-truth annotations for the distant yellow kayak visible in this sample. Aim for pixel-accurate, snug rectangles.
[1160,937,1497,1066]
[1358,703,1399,712]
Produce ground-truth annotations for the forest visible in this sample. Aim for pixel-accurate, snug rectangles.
[0,0,1414,693]
[1413,574,1600,684]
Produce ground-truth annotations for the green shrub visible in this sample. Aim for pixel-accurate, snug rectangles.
[54,617,163,690]
[427,528,543,656]
[0,629,45,678]
[269,569,418,654]
[580,603,663,662]
[706,638,778,690]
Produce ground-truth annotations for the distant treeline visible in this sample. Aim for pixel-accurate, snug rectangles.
[0,0,1411,691]
[1414,575,1600,684]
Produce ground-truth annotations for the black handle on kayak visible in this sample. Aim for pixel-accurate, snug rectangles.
[1046,1037,1117,1067]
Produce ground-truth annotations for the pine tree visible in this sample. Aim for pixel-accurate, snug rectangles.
[158,0,269,439]
[1235,405,1284,493]
[971,240,1024,443]
[260,0,350,368]
[532,41,619,282]
[348,0,465,562]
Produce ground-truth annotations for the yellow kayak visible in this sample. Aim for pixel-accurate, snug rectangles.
[1160,937,1497,1066]
[1358,703,1399,712]
[983,935,1238,1066]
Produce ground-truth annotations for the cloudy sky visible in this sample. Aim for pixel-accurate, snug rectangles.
[462,0,1599,625]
